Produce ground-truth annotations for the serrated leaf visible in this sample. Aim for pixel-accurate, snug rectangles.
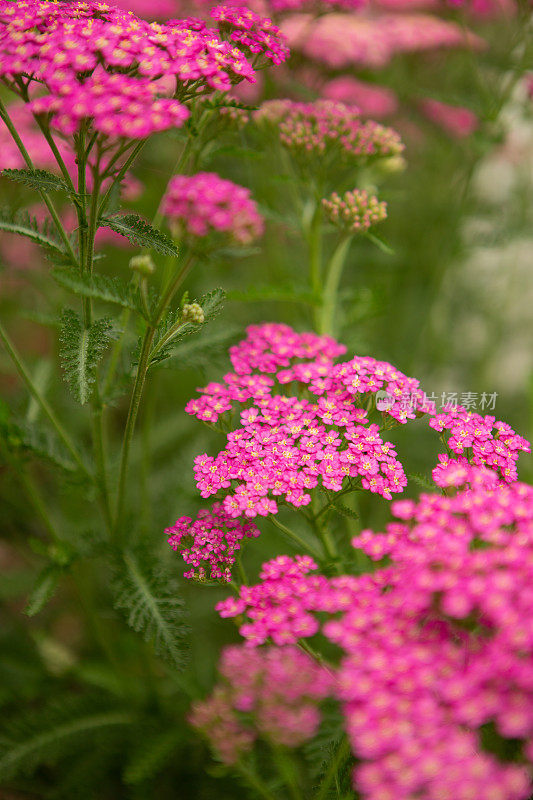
[163,326,238,370]
[0,417,77,473]
[409,472,436,491]
[59,310,112,405]
[24,566,62,617]
[199,287,225,322]
[0,697,135,780]
[0,207,66,255]
[100,214,179,257]
[123,727,183,785]
[2,168,70,194]
[52,268,147,318]
[113,550,188,670]
[335,503,359,521]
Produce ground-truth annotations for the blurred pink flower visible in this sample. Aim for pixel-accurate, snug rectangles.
[322,77,398,117]
[420,97,479,137]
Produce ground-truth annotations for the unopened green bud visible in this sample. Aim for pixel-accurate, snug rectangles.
[129,254,155,275]
[182,302,205,324]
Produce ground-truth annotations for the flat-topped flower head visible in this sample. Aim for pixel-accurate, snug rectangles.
[0,1,285,141]
[323,189,387,233]
[255,99,404,167]
[162,172,264,245]
[166,502,260,582]
[211,473,533,799]
[190,644,332,763]
[211,5,290,65]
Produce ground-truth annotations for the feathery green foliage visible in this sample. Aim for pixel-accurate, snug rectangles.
[2,168,72,194]
[0,207,66,255]
[52,268,148,318]
[113,549,189,670]
[59,309,112,405]
[100,214,179,257]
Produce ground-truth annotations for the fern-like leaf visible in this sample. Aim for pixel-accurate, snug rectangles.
[113,550,188,670]
[52,268,148,318]
[0,697,135,780]
[0,207,66,255]
[409,472,435,491]
[24,565,63,617]
[123,727,184,785]
[2,168,71,194]
[59,309,112,405]
[100,214,179,257]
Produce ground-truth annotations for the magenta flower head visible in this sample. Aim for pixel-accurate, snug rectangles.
[210,5,290,66]
[162,172,264,245]
[190,644,332,763]
[0,0,283,142]
[323,188,387,233]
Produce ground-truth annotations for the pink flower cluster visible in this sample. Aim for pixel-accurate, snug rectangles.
[210,5,289,65]
[166,502,260,582]
[281,11,481,70]
[217,553,358,644]
[429,405,530,483]
[185,324,435,521]
[162,172,264,244]
[256,99,404,161]
[190,644,332,763]
[323,188,387,232]
[213,471,533,800]
[0,0,285,140]
[322,76,398,118]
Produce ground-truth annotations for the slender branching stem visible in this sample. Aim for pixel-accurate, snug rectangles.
[270,515,323,561]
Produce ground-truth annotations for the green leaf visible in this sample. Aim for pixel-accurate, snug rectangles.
[0,416,77,473]
[0,698,135,780]
[123,728,184,785]
[335,502,359,521]
[199,287,225,323]
[52,268,147,318]
[2,168,70,194]
[59,309,112,405]
[163,326,238,370]
[365,231,395,255]
[24,566,62,617]
[0,207,66,254]
[409,472,435,491]
[113,550,188,670]
[100,214,179,257]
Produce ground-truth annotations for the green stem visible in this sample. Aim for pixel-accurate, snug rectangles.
[33,115,77,195]
[98,138,147,217]
[0,321,90,479]
[0,97,77,264]
[319,234,353,337]
[113,256,194,538]
[307,200,324,329]
[78,141,113,531]
[270,516,323,561]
